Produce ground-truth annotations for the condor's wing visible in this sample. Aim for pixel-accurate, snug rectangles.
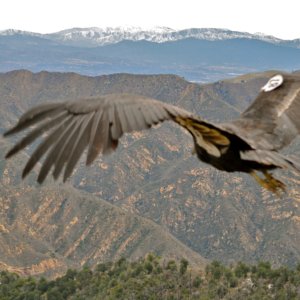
[4,93,197,183]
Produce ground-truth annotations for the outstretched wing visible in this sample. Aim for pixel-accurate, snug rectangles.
[4,93,202,183]
[222,73,300,151]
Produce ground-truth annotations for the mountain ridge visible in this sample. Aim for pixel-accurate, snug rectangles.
[2,34,300,82]
[1,27,298,47]
[1,70,300,278]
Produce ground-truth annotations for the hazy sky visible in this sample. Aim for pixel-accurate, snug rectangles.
[1,0,299,39]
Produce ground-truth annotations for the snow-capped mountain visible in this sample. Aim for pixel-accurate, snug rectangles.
[47,26,175,46]
[0,29,43,37]
[1,26,300,82]
[1,27,298,47]
[46,27,286,46]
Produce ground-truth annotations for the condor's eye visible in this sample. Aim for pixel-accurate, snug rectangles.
[261,74,284,92]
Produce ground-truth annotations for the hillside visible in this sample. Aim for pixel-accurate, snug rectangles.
[1,70,300,277]
[0,136,207,278]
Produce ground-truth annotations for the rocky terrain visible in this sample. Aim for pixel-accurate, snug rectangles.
[0,136,207,278]
[1,70,300,277]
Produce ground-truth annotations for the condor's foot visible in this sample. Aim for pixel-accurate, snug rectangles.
[250,170,286,195]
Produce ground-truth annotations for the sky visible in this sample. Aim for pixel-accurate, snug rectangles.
[1,0,300,40]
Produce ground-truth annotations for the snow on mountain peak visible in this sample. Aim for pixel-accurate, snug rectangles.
[0,29,42,37]
[48,27,285,46]
[0,27,294,47]
[49,26,177,45]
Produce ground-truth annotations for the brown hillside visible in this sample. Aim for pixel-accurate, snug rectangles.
[0,137,206,278]
[1,70,300,276]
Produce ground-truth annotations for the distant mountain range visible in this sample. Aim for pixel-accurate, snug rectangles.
[1,27,300,82]
[1,27,300,47]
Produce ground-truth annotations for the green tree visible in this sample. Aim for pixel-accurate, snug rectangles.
[166,260,177,272]
[144,261,153,274]
[47,287,64,300]
[179,258,189,275]
[235,261,250,278]
[193,276,202,288]
[257,261,272,278]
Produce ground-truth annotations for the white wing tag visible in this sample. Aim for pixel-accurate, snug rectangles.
[261,74,284,92]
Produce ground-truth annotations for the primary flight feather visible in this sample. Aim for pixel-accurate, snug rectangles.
[4,73,300,193]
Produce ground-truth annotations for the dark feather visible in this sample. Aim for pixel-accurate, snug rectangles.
[4,103,64,136]
[22,115,73,178]
[63,113,95,181]
[87,110,104,165]
[5,111,68,158]
[37,116,81,183]
[109,105,123,140]
[52,115,91,179]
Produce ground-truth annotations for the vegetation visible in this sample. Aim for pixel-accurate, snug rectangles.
[1,255,300,299]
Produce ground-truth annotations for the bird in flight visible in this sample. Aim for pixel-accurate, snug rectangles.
[4,73,300,193]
